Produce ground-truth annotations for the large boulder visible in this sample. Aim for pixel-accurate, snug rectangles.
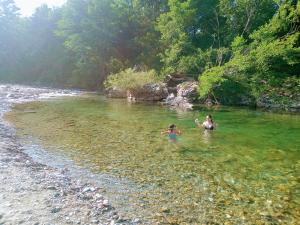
[129,83,168,101]
[106,87,127,98]
[164,81,198,110]
[164,74,195,94]
[164,93,193,110]
[177,81,199,102]
[165,74,187,87]
[257,94,300,112]
[290,102,300,112]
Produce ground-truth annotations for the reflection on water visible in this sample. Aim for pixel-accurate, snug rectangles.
[201,130,213,144]
[6,95,300,224]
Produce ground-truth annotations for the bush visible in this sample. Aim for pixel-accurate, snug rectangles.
[104,68,162,91]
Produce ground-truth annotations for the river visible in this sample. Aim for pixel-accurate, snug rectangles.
[0,85,145,225]
[2,85,300,224]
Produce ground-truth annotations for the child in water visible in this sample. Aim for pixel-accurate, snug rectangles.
[195,114,215,130]
[161,124,181,140]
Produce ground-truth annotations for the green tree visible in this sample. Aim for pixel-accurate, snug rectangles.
[219,0,277,40]
[199,0,300,106]
[156,0,207,75]
[57,0,119,89]
[57,0,167,88]
[111,0,168,70]
[22,5,74,86]
[0,0,22,79]
[156,0,277,77]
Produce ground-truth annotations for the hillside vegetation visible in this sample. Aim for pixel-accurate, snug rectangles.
[0,0,299,108]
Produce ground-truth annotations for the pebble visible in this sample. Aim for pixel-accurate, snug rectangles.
[117,217,127,223]
[112,214,119,220]
[47,186,57,190]
[103,199,109,206]
[91,219,99,224]
[95,193,103,200]
[225,214,231,218]
[82,187,95,193]
[133,218,141,223]
[160,207,170,213]
[51,207,62,213]
[85,195,94,201]
[0,86,140,225]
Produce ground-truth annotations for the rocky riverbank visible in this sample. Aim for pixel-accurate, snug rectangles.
[0,134,129,225]
[0,85,142,225]
[107,74,199,110]
[106,73,300,112]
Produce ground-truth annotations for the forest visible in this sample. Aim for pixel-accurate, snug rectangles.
[0,0,299,107]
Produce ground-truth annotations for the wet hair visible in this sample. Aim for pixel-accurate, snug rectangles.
[206,114,214,123]
[169,124,176,131]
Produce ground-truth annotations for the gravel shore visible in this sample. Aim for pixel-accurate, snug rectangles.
[0,85,141,225]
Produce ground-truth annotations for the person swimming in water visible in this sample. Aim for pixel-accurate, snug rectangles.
[161,124,181,140]
[195,114,215,130]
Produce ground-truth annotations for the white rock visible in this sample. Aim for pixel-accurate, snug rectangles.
[103,199,109,206]
[82,186,95,193]
[225,214,231,218]
[133,218,141,223]
[95,193,103,200]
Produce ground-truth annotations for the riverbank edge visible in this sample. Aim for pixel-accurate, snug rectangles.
[0,86,142,225]
[104,72,299,112]
[3,81,298,112]
[105,87,300,113]
[0,137,134,224]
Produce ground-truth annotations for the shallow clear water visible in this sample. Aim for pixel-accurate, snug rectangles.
[7,95,300,224]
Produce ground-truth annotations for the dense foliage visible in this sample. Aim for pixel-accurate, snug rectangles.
[104,68,160,91]
[0,1,74,87]
[199,1,300,107]
[0,0,299,107]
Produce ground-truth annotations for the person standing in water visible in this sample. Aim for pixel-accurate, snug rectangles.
[195,114,215,130]
[161,124,181,141]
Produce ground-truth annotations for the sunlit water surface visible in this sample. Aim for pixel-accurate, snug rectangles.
[6,95,300,224]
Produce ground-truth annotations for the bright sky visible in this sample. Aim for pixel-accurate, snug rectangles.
[15,0,66,17]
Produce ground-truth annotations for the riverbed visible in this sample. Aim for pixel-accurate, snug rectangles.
[0,85,145,225]
[4,88,300,224]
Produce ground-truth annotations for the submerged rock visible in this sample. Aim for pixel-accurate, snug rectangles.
[51,207,62,213]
